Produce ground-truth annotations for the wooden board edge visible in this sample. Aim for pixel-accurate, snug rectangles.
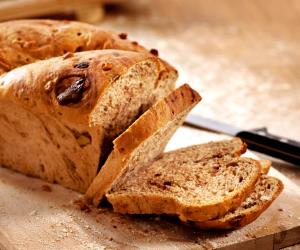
[217,225,300,250]
[273,225,300,249]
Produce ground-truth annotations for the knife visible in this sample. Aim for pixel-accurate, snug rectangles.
[184,114,300,165]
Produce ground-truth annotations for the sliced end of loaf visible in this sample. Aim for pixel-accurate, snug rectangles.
[192,176,284,229]
[85,84,201,205]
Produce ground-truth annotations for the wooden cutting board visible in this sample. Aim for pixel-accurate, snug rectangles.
[1,127,300,250]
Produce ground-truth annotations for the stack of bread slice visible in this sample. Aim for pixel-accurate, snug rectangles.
[0,20,283,230]
[85,84,283,229]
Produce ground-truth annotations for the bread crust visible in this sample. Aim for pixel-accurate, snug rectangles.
[193,176,284,229]
[0,19,176,76]
[85,84,201,205]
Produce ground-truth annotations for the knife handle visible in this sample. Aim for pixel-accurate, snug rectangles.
[236,127,300,166]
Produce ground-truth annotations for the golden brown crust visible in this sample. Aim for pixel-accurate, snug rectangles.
[0,19,177,79]
[84,84,201,205]
[0,20,139,70]
[193,177,284,229]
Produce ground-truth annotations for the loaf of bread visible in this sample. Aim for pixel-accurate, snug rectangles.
[0,49,177,193]
[85,84,201,205]
[0,19,283,230]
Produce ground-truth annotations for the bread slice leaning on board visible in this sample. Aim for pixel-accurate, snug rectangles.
[85,84,201,205]
[0,49,176,193]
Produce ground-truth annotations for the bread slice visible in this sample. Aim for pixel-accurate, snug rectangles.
[85,84,201,205]
[102,139,261,222]
[192,176,283,229]
[0,50,176,193]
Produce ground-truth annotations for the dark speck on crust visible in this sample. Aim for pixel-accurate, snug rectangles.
[118,33,128,39]
[229,214,245,228]
[112,52,121,57]
[74,61,89,69]
[41,184,52,192]
[102,62,113,71]
[150,49,159,56]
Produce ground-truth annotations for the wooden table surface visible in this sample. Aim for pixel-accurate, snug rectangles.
[2,129,300,250]
[99,0,300,185]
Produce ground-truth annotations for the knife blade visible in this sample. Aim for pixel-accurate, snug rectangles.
[185,114,300,165]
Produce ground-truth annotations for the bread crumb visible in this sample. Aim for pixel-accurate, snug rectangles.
[278,208,284,212]
[29,210,38,216]
[260,195,271,201]
[41,184,52,192]
[73,199,91,212]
